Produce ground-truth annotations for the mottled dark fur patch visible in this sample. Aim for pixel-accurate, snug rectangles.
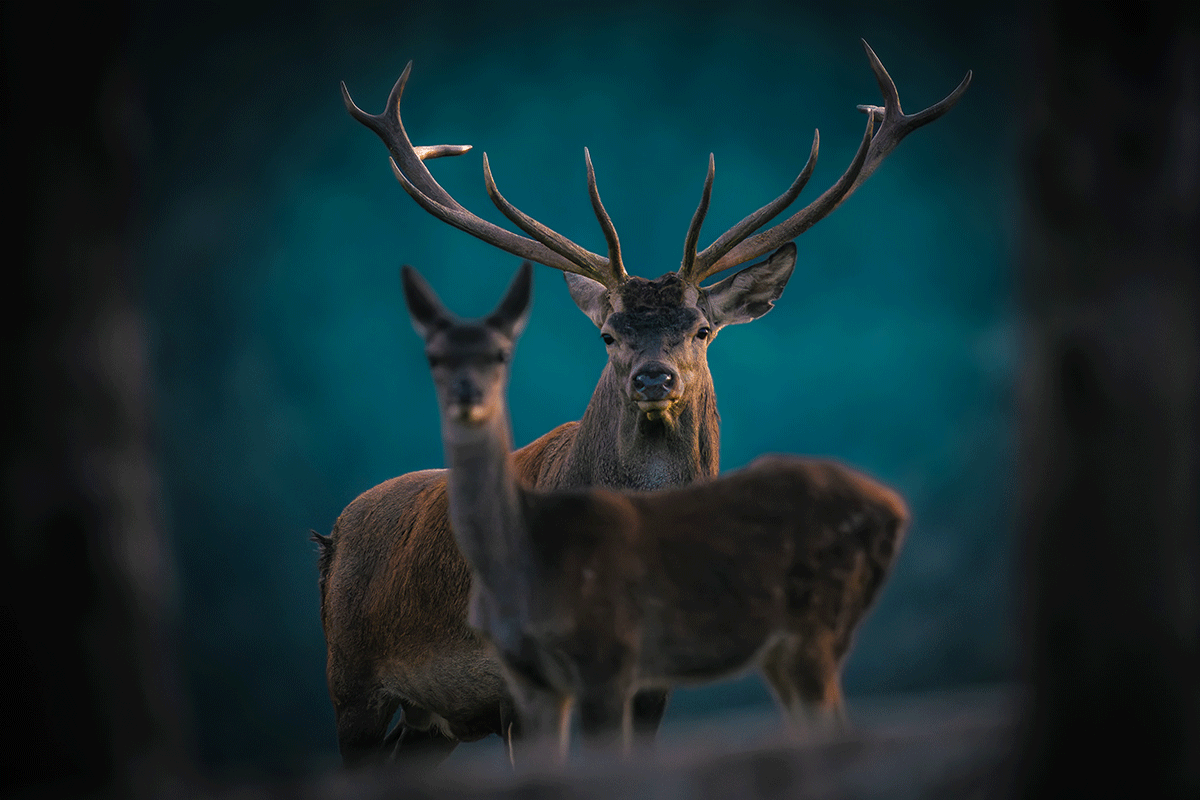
[618,274,689,310]
[611,274,700,335]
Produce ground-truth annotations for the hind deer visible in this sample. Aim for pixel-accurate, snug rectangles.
[316,40,968,767]
[405,261,909,762]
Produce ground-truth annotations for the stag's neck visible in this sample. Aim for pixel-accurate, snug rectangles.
[556,363,720,491]
[441,413,533,610]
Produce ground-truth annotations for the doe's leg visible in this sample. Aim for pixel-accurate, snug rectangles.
[577,683,635,758]
[507,678,574,767]
[630,688,670,741]
[761,636,848,743]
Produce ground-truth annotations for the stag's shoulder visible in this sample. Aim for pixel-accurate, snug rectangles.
[513,420,581,486]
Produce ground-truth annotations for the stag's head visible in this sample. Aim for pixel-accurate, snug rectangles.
[560,246,795,420]
[344,41,970,422]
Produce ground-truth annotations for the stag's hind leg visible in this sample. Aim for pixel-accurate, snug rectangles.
[761,634,848,742]
[331,686,403,768]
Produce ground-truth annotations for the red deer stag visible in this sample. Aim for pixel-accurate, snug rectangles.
[316,40,968,767]
[404,261,909,761]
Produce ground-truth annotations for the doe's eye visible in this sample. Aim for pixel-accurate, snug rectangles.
[696,326,711,340]
[494,350,508,364]
[427,355,443,368]
[601,333,615,345]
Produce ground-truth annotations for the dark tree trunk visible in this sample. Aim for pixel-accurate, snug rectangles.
[1015,2,1200,797]
[2,3,193,797]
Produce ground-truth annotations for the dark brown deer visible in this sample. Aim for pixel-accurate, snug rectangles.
[404,261,909,761]
[316,40,968,767]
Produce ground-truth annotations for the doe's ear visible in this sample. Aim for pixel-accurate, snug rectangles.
[701,243,796,330]
[401,265,453,340]
[563,271,609,328]
[486,261,534,341]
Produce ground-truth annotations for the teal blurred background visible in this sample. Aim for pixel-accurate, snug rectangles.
[131,0,1020,779]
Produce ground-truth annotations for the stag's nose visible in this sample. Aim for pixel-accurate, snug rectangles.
[631,367,677,402]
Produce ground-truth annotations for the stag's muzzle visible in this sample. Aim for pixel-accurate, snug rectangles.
[632,365,679,412]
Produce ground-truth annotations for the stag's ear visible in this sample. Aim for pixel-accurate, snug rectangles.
[701,243,796,330]
[401,265,453,340]
[487,262,534,341]
[564,271,609,328]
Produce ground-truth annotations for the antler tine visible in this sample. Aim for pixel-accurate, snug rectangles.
[481,153,617,286]
[680,132,820,283]
[383,157,559,269]
[707,112,876,276]
[344,63,620,280]
[850,39,973,191]
[584,148,627,283]
[341,63,466,210]
[679,154,715,278]
[693,41,971,280]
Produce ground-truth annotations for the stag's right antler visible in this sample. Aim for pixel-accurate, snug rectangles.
[342,63,626,288]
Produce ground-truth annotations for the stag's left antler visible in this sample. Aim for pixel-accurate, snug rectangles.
[678,39,973,285]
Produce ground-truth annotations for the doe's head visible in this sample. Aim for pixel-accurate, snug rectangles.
[402,262,533,427]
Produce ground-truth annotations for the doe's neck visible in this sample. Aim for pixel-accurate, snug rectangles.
[441,408,532,601]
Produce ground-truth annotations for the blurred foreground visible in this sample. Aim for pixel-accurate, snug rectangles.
[268,685,1018,800]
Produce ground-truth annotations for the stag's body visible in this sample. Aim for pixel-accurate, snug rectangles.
[407,264,908,757]
[318,41,968,766]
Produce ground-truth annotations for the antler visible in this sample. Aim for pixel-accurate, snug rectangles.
[679,39,973,285]
[342,62,626,287]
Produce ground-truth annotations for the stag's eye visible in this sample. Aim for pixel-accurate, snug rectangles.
[601,333,615,345]
[427,355,443,368]
[494,350,508,364]
[696,326,711,340]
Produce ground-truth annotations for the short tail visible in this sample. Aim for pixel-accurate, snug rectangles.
[311,529,335,609]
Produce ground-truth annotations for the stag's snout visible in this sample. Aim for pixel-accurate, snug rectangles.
[631,364,681,412]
